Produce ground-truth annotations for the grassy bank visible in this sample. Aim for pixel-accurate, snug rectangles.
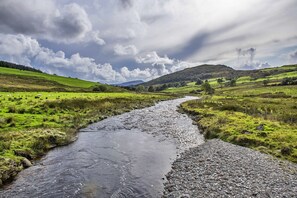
[0,92,173,185]
[181,85,297,163]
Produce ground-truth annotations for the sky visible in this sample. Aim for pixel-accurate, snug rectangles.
[0,0,297,84]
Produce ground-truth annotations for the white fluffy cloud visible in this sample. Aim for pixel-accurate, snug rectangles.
[136,51,174,66]
[114,44,138,56]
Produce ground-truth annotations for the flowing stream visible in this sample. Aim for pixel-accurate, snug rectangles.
[0,97,204,198]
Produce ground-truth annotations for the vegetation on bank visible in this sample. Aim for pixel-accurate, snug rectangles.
[176,66,297,163]
[0,92,174,185]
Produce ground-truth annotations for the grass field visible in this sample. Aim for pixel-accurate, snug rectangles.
[181,84,297,163]
[0,92,173,185]
[161,66,297,163]
[0,67,123,92]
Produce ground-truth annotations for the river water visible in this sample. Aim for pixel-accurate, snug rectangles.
[0,97,204,198]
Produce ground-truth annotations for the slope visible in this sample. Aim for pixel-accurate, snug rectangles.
[0,63,123,92]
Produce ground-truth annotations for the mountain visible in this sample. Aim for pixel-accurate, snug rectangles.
[142,64,297,86]
[142,64,236,86]
[117,80,144,87]
[0,60,124,92]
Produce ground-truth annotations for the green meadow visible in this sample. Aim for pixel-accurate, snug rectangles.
[175,68,297,163]
[0,67,123,92]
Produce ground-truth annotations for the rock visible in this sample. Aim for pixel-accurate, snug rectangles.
[281,146,292,155]
[162,139,297,198]
[256,124,265,131]
[241,130,252,134]
[21,158,32,168]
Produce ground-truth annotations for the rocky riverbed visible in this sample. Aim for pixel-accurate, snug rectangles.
[163,139,297,198]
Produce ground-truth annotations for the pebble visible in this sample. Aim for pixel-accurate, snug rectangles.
[163,139,297,198]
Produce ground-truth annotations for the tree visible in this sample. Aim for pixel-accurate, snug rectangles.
[180,81,187,87]
[148,86,155,92]
[230,79,237,87]
[201,81,215,95]
[93,85,108,92]
[195,78,203,85]
[225,78,237,87]
[263,79,270,86]
[136,85,145,92]
[217,78,224,88]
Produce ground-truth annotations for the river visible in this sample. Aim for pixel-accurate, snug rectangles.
[0,97,204,198]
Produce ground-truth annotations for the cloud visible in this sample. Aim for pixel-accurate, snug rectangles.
[119,0,134,9]
[136,51,174,66]
[0,34,116,82]
[0,33,197,82]
[234,47,272,70]
[50,3,92,42]
[120,67,151,80]
[240,62,271,70]
[288,50,297,63]
[114,44,138,56]
[0,0,104,45]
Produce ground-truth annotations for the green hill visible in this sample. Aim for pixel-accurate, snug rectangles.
[142,64,235,86]
[0,61,123,92]
[142,64,297,86]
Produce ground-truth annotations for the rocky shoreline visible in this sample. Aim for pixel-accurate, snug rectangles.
[163,139,297,198]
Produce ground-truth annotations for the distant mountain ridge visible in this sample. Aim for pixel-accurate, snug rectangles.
[116,80,144,87]
[142,64,297,86]
[142,64,236,86]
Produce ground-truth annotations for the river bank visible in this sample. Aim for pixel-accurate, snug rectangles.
[163,139,297,198]
[0,97,204,197]
[0,92,173,186]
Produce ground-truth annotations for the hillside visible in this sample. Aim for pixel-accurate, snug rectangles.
[0,62,124,92]
[0,60,42,73]
[142,64,297,86]
[142,64,235,86]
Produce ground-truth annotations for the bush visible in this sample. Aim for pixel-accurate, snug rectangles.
[201,81,215,95]
[7,106,16,113]
[93,85,108,92]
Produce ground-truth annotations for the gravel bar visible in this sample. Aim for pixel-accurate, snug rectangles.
[163,139,297,198]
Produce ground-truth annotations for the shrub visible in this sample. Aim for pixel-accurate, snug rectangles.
[7,106,16,113]
[93,85,108,92]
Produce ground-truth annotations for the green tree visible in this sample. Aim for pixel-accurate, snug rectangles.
[263,79,270,86]
[148,86,155,92]
[195,78,203,85]
[180,81,187,86]
[217,78,224,88]
[136,85,145,92]
[93,85,108,92]
[202,81,215,95]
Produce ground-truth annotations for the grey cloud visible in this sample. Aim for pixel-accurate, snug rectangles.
[0,0,95,43]
[170,33,209,60]
[119,0,134,9]
[0,0,52,34]
[289,51,297,62]
[236,48,257,63]
[51,3,92,41]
